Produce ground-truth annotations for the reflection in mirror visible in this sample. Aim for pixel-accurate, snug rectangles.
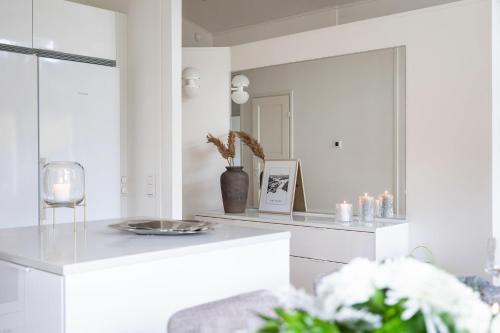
[231,47,406,217]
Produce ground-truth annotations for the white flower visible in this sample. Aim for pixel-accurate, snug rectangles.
[282,257,493,332]
[316,258,378,307]
[491,315,500,333]
[374,258,492,333]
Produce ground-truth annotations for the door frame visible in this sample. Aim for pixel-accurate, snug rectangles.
[250,90,294,157]
[249,91,294,206]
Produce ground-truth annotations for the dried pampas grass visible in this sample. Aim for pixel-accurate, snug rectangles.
[207,131,237,166]
[236,131,265,161]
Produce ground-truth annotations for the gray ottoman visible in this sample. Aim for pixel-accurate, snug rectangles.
[167,290,279,333]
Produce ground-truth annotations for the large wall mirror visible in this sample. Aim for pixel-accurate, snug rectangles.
[231,47,406,217]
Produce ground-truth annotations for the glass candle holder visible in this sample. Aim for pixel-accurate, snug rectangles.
[335,201,353,223]
[358,193,375,222]
[42,161,85,207]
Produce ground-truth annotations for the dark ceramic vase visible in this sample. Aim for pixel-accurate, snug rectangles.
[220,166,249,213]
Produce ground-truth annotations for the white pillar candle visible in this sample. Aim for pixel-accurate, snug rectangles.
[335,201,353,223]
[53,183,71,202]
[375,197,383,218]
[358,193,375,222]
[381,190,394,218]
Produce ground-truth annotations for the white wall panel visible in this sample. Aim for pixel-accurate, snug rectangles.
[0,52,38,228]
[182,47,231,218]
[127,0,183,219]
[0,0,32,47]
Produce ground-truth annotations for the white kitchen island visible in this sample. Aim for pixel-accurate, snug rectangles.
[0,220,290,333]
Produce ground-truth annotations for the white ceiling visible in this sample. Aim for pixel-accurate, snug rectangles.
[183,0,365,33]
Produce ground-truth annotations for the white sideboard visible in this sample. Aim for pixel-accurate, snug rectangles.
[196,210,408,293]
[0,219,290,333]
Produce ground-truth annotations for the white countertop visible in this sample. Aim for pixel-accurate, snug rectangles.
[196,209,407,233]
[0,219,290,275]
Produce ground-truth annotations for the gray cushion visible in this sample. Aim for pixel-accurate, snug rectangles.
[167,290,279,333]
[460,276,500,305]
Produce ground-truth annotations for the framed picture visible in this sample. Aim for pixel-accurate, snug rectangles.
[259,160,305,214]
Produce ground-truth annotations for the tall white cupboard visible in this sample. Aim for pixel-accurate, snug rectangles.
[0,0,120,228]
[39,58,120,224]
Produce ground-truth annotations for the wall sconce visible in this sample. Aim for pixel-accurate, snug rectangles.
[231,74,250,104]
[182,67,200,98]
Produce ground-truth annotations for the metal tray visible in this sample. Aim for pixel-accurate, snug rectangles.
[109,219,215,235]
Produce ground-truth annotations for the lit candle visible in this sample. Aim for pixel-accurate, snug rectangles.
[358,193,375,222]
[375,197,383,218]
[335,201,353,223]
[53,182,71,202]
[381,190,394,218]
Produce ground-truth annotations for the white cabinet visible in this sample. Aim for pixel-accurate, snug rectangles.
[290,257,343,293]
[33,0,116,60]
[0,0,32,47]
[0,312,25,333]
[196,210,409,292]
[0,221,289,333]
[0,260,63,333]
[0,261,26,318]
[0,51,38,228]
[38,58,121,223]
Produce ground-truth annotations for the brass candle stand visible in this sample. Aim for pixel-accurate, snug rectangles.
[43,197,87,232]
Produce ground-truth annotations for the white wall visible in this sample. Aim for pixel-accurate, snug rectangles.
[161,0,183,219]
[115,12,128,217]
[182,47,231,218]
[239,48,402,212]
[213,0,458,46]
[127,0,161,217]
[492,0,500,262]
[183,17,214,47]
[127,0,182,219]
[231,0,495,276]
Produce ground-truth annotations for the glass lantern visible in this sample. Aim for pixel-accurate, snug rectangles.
[42,161,85,207]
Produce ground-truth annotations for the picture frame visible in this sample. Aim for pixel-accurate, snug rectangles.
[258,159,306,214]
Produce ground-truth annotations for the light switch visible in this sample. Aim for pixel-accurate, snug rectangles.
[146,184,155,197]
[333,140,343,149]
[146,176,155,197]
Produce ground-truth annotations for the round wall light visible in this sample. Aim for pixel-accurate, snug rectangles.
[231,74,250,104]
[182,67,200,98]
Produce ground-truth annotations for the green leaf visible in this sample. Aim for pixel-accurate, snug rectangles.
[257,309,341,333]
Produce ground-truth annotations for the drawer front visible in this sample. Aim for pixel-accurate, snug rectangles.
[290,225,374,263]
[290,256,343,294]
[198,216,375,263]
